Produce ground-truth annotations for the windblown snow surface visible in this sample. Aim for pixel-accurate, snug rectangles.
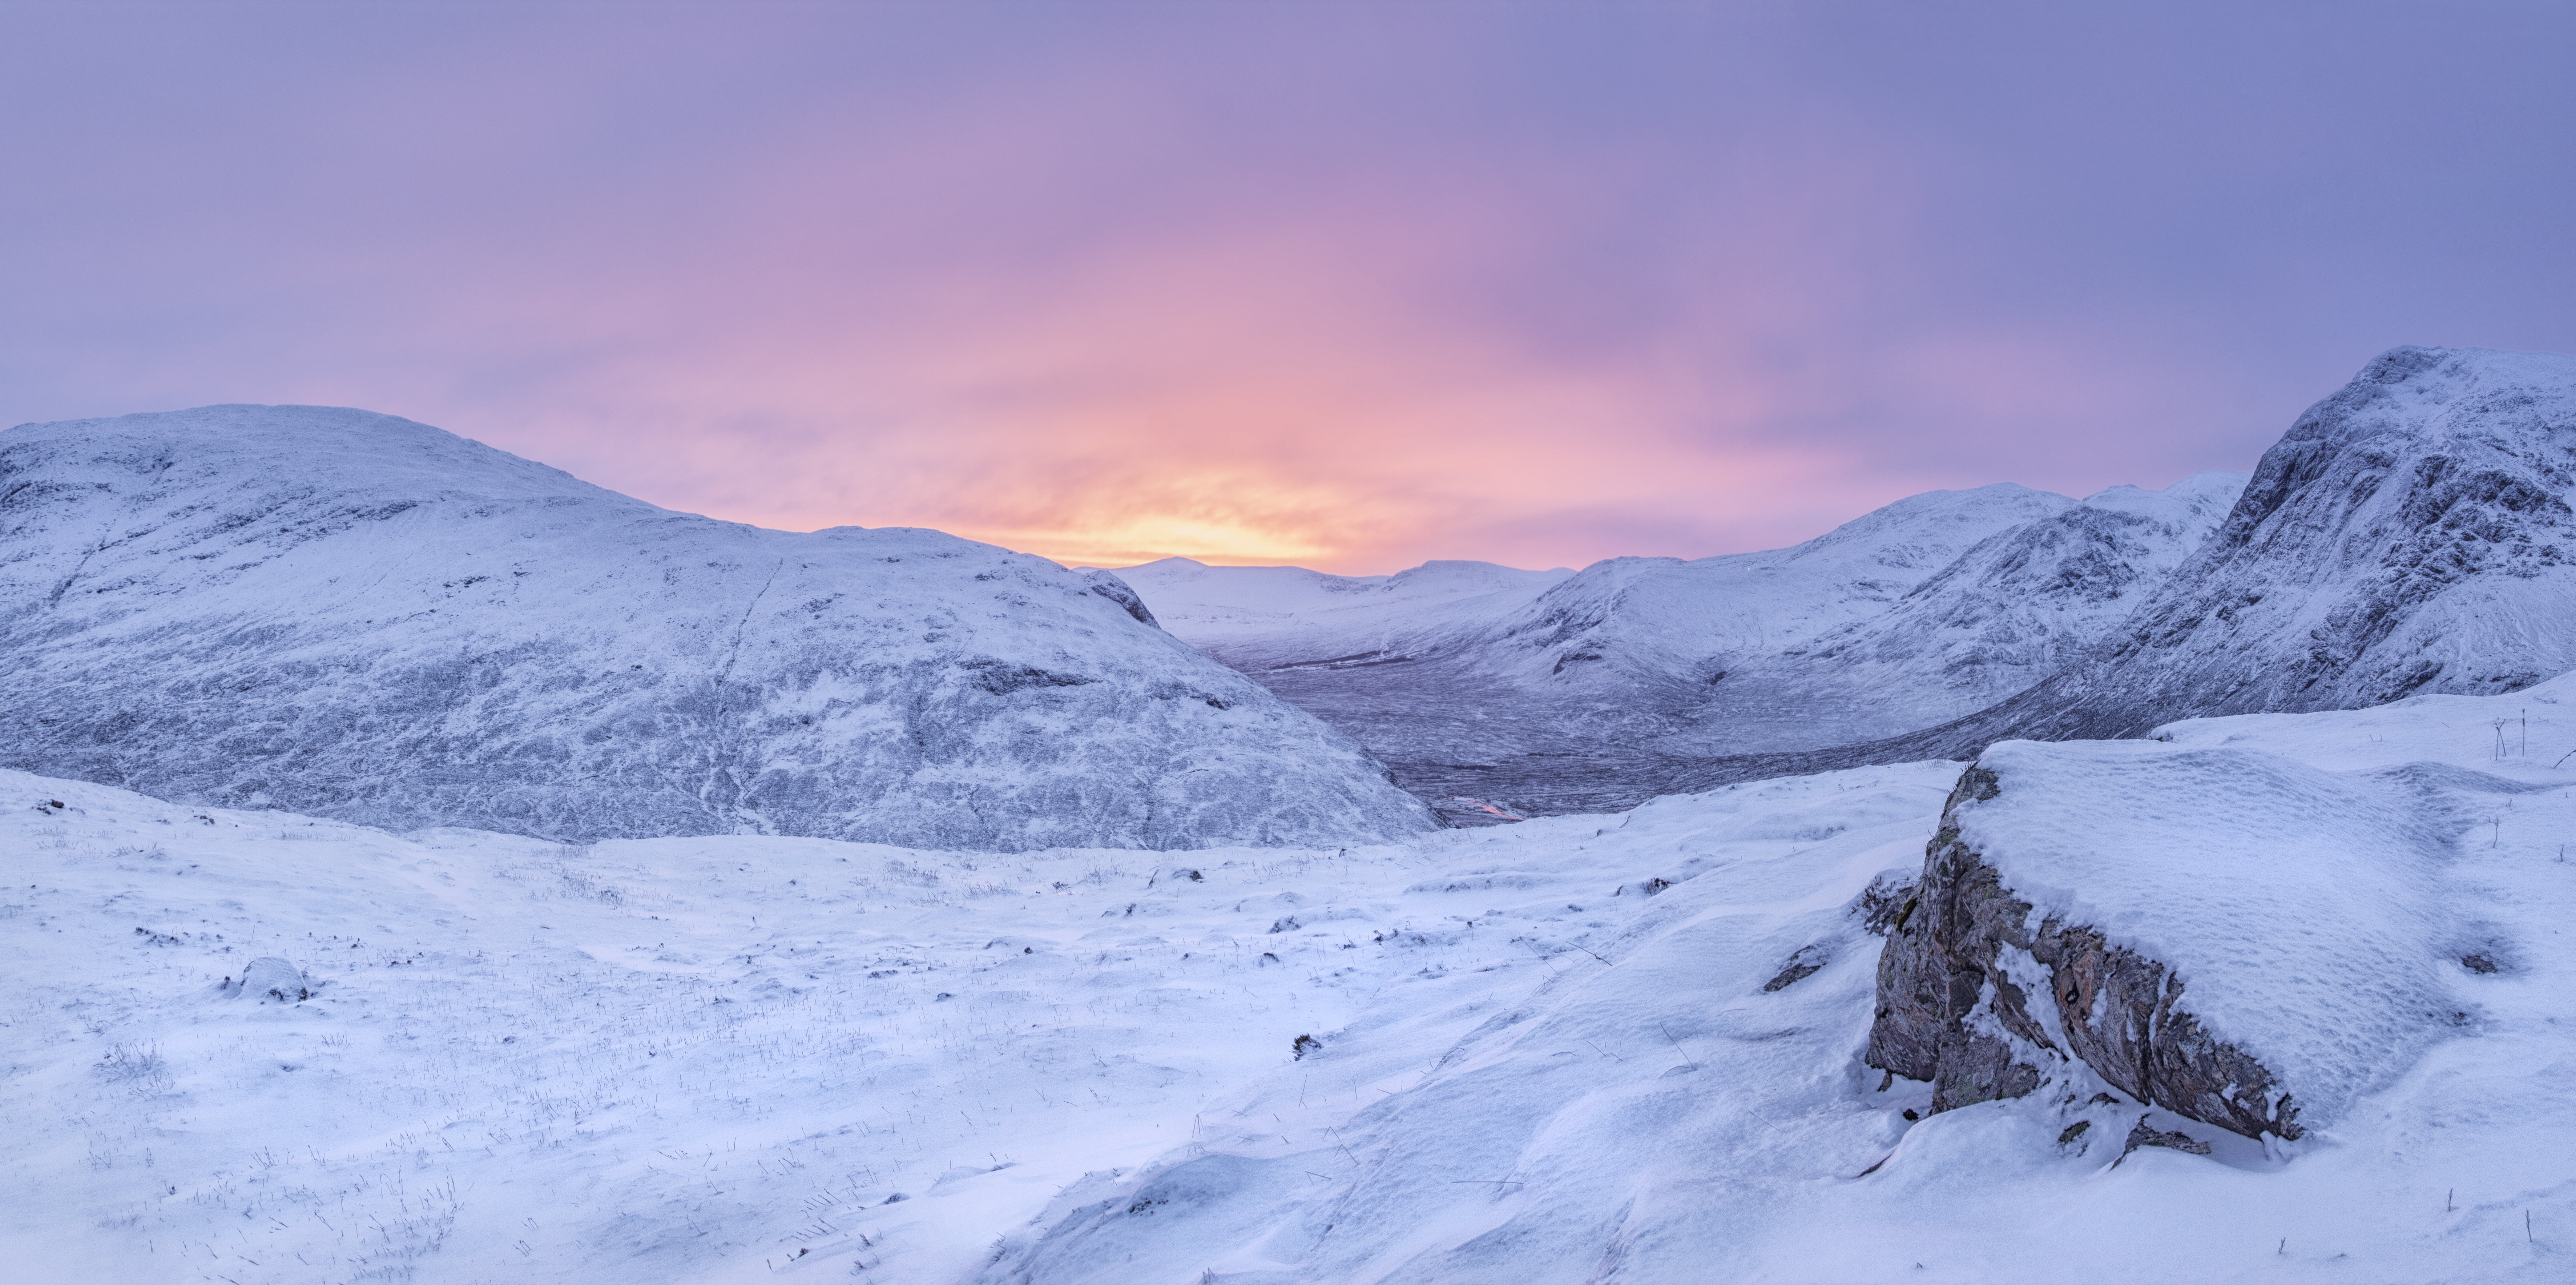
[0,405,1431,851]
[7,674,2571,1283]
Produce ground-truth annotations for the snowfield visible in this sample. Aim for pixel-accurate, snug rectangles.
[7,674,2572,1283]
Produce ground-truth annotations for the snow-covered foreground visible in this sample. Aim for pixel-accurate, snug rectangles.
[7,678,2574,1283]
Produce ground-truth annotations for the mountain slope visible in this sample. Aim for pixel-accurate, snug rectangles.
[0,404,1434,850]
[1838,345,2576,763]
[1651,471,2247,755]
[1122,479,2244,818]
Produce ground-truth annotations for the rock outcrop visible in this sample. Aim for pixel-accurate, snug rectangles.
[1867,763,2303,1139]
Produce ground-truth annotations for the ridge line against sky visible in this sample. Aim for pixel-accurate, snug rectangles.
[4,1,2572,576]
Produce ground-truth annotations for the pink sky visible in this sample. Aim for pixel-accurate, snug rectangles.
[5,4,2573,574]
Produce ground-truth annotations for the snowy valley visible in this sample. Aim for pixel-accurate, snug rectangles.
[1118,473,2248,823]
[4,344,2575,1285]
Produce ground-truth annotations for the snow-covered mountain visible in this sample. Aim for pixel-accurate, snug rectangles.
[0,405,1434,850]
[11,668,2567,1284]
[1851,345,2576,763]
[1121,476,2245,820]
[1651,470,2248,756]
[1122,345,2576,819]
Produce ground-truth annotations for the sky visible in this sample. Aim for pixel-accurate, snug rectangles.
[4,2,2573,575]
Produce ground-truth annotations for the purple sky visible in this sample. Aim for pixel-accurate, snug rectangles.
[6,2,2572,573]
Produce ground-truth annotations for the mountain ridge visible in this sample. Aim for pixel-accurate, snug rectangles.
[1114,345,2575,819]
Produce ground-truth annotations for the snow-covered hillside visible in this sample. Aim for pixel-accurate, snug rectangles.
[8,674,2569,1283]
[0,405,1432,851]
[1653,470,2248,756]
[1872,345,2576,760]
[1121,477,2245,820]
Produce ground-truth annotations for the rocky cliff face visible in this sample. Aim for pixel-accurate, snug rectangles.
[1868,766,2302,1139]
[0,405,1435,851]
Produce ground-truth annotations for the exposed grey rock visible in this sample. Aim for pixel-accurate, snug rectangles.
[1867,763,2303,1139]
[1854,871,1919,937]
[1759,944,1830,992]
[2122,1119,2213,1157]
[1076,569,1160,628]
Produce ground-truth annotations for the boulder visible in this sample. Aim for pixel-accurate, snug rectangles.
[1867,739,2463,1140]
[238,956,313,1003]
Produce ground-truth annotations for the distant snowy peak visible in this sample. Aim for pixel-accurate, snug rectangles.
[1770,481,2077,573]
[1109,555,1574,652]
[2146,345,2576,700]
[0,404,1434,850]
[1476,481,2083,692]
[2077,468,2248,521]
[1819,470,2251,660]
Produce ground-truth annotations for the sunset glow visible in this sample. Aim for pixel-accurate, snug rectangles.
[6,4,2574,573]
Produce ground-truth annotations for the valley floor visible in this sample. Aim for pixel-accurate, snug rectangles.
[5,682,2573,1284]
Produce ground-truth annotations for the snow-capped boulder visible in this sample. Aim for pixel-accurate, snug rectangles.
[0,405,1434,850]
[237,957,312,1003]
[1870,740,2476,1138]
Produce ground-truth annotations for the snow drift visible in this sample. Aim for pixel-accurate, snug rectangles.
[986,673,2575,1285]
[0,405,1434,850]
